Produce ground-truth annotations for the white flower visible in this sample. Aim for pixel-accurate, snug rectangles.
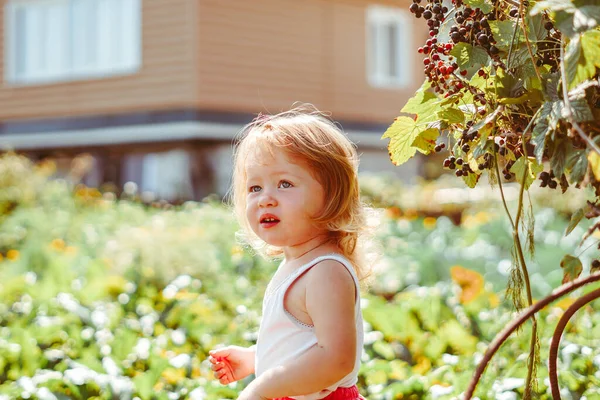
[91,309,109,329]
[36,387,58,400]
[171,275,192,289]
[189,387,207,400]
[25,272,37,285]
[32,370,62,386]
[363,331,383,345]
[430,384,454,399]
[118,294,130,305]
[134,338,151,359]
[169,354,191,369]
[171,329,186,346]
[17,377,35,393]
[442,353,459,366]
[492,378,524,392]
[162,285,178,300]
[102,357,121,376]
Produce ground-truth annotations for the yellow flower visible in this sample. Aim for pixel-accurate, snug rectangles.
[65,246,77,256]
[423,217,437,229]
[50,239,66,252]
[412,356,432,375]
[7,250,19,261]
[161,368,185,385]
[450,265,484,304]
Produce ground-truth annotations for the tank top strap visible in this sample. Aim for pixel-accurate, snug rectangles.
[281,253,360,300]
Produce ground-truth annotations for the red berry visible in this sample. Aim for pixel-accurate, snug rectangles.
[460,69,468,76]
[424,58,431,65]
[445,43,453,50]
[423,45,430,53]
[447,66,454,74]
[426,39,433,46]
[432,38,438,44]
[418,47,424,53]
[456,82,464,89]
[432,54,440,61]
[440,66,447,74]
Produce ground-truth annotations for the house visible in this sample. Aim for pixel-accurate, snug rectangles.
[0,0,427,202]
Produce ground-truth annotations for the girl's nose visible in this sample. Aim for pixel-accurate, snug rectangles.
[258,191,277,207]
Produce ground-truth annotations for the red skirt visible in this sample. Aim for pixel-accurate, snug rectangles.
[273,385,365,400]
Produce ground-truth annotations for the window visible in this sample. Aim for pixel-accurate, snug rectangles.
[366,5,411,88]
[5,0,141,85]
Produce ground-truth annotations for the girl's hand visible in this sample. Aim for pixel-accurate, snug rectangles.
[208,345,255,385]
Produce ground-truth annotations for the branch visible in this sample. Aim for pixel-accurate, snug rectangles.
[464,272,600,399]
[560,37,600,155]
[549,287,600,400]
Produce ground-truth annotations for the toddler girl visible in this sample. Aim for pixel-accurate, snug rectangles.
[208,106,375,400]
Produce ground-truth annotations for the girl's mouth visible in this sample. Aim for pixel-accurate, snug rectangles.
[260,216,280,228]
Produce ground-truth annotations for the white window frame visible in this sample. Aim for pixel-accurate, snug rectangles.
[4,0,142,85]
[366,5,412,89]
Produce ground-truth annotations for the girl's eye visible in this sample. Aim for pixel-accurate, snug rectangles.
[279,181,292,188]
[249,186,261,193]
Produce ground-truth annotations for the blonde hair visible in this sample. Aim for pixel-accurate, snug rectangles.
[229,105,379,285]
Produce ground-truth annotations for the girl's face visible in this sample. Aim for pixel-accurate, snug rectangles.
[244,146,327,250]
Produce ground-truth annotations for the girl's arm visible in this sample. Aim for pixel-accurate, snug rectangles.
[244,260,357,398]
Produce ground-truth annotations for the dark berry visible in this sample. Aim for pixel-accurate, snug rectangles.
[410,3,419,12]
[456,170,463,177]
[462,144,470,152]
[509,8,519,17]
[548,180,558,189]
[540,180,548,188]
[478,34,489,44]
[539,171,550,181]
[544,21,554,30]
[443,159,451,167]
[592,259,600,270]
[456,158,464,165]
[490,46,499,55]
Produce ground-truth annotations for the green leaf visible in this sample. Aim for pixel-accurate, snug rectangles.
[383,117,422,165]
[551,138,569,178]
[565,35,583,87]
[530,0,576,15]
[489,20,520,51]
[412,128,440,154]
[566,208,585,236]
[510,156,544,189]
[450,43,490,70]
[373,341,396,361]
[401,81,436,114]
[567,149,589,183]
[437,108,465,124]
[462,172,480,188]
[541,73,561,101]
[464,0,493,13]
[495,68,526,99]
[561,254,583,283]
[569,98,595,121]
[527,13,547,41]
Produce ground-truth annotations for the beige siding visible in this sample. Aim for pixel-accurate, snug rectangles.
[0,0,427,126]
[196,0,328,113]
[196,0,427,123]
[0,0,200,120]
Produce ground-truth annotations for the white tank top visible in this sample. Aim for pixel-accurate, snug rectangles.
[254,253,364,400]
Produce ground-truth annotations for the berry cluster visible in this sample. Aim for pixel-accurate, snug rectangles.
[538,171,558,189]
[442,155,475,177]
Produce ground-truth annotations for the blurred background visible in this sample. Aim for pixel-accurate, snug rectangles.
[0,0,425,203]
